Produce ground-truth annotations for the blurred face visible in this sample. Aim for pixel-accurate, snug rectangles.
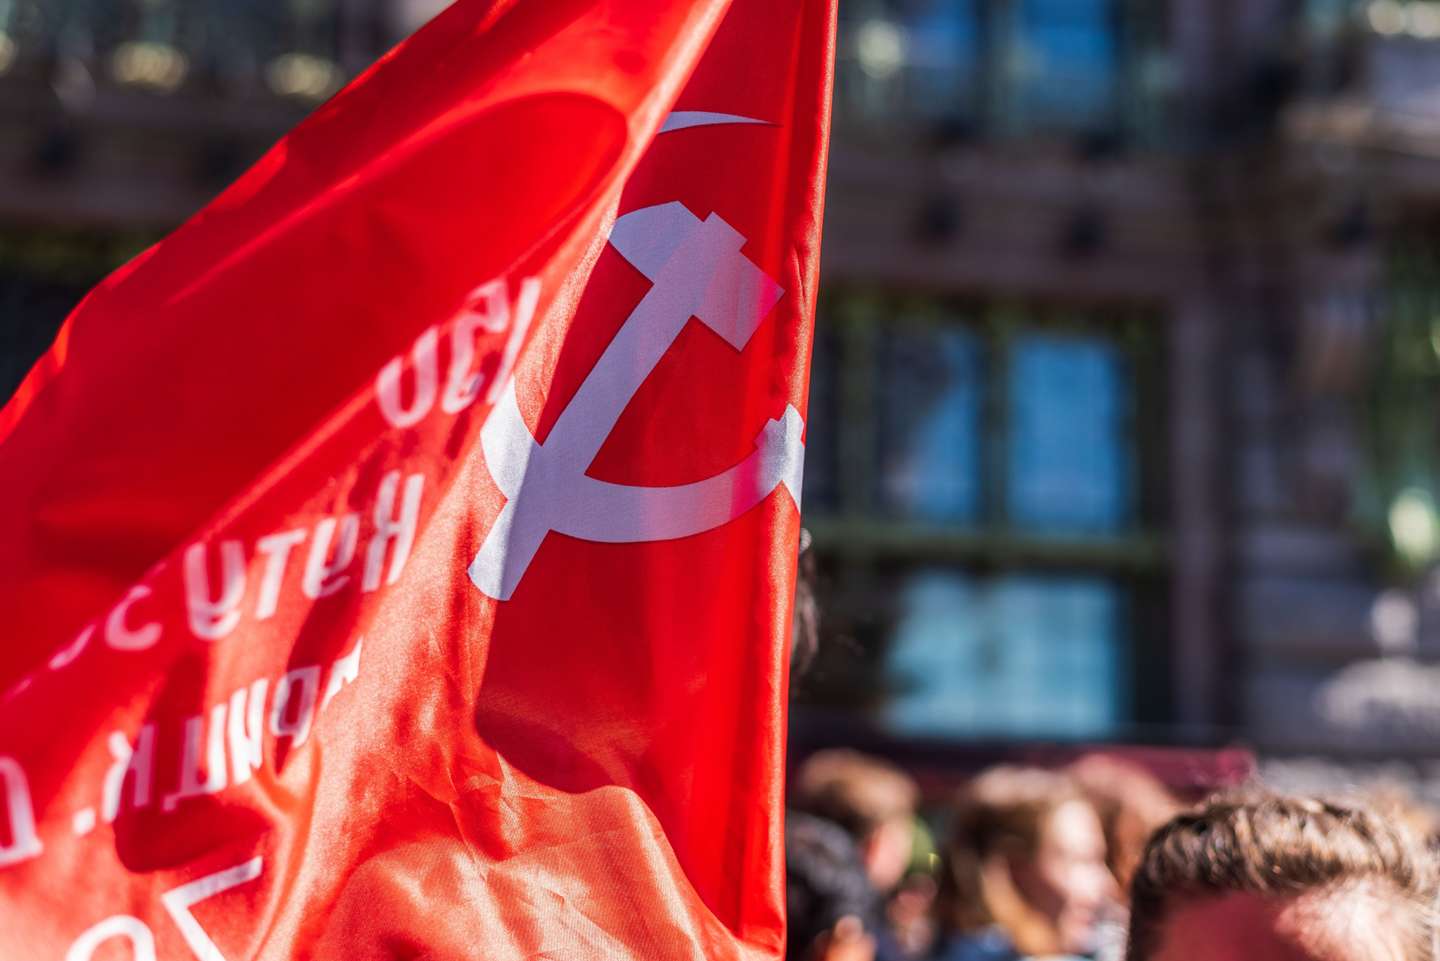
[1011,799,1118,955]
[1146,890,1412,961]
[862,816,915,893]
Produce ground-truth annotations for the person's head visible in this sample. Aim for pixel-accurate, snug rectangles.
[938,766,1119,957]
[786,811,879,961]
[1128,791,1439,961]
[1066,754,1182,890]
[793,749,920,893]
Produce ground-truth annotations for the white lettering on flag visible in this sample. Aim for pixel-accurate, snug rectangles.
[184,541,246,641]
[0,756,42,867]
[227,678,269,786]
[270,666,320,748]
[164,702,228,811]
[303,515,359,599]
[102,724,156,824]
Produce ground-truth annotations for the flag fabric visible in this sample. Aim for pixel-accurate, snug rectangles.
[0,0,835,956]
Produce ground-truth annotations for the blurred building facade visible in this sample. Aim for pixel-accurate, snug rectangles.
[2,1,1440,776]
[0,0,452,383]
[799,0,1440,785]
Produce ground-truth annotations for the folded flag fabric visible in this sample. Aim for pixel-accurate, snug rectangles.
[0,0,835,957]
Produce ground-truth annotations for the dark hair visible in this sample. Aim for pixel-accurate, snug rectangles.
[1128,791,1439,960]
[785,810,879,960]
[790,528,819,675]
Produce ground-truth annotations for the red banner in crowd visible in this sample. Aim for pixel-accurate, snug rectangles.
[0,0,835,956]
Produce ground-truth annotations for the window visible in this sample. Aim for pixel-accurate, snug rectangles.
[1010,0,1120,130]
[836,0,983,130]
[904,0,985,119]
[877,319,985,523]
[886,570,1127,738]
[1305,0,1354,37]
[1359,225,1440,572]
[0,0,351,95]
[833,0,1166,140]
[1007,332,1130,532]
[796,293,1165,741]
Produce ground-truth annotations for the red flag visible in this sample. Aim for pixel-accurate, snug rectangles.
[0,0,835,957]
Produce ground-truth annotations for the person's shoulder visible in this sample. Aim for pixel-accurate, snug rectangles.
[927,928,1023,961]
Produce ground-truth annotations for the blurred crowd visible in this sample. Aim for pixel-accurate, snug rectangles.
[786,540,1440,961]
[784,748,1440,961]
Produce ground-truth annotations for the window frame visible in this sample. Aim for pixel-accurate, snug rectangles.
[831,0,1172,145]
[795,286,1173,743]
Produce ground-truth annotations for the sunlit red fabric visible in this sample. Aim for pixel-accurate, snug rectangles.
[0,0,835,956]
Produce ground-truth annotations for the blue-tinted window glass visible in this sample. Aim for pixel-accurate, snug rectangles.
[837,0,980,126]
[885,570,1126,738]
[886,570,984,733]
[1007,332,1130,533]
[987,575,1127,734]
[878,324,983,524]
[897,0,981,122]
[1015,0,1118,127]
[192,0,290,71]
[279,0,342,55]
[42,0,118,52]
[197,0,340,63]
[1305,0,1352,37]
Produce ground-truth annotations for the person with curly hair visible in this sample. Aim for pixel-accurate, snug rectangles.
[1127,790,1439,961]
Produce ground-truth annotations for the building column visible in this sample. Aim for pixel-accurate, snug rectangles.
[1170,290,1229,734]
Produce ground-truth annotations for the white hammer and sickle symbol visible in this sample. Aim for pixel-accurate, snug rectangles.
[469,114,806,601]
